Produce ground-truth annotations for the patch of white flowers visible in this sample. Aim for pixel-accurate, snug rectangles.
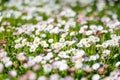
[0,0,120,79]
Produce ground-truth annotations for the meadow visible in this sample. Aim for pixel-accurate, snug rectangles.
[0,0,120,80]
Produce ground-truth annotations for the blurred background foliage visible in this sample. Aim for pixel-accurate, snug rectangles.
[0,0,120,4]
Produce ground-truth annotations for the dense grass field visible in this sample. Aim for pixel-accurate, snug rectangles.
[0,0,120,80]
